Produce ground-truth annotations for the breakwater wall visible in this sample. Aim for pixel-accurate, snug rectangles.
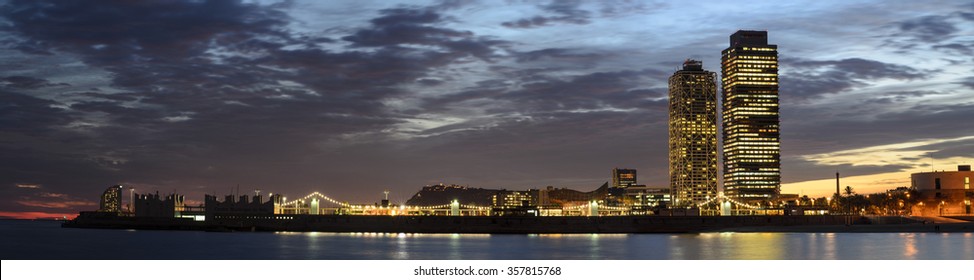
[65,214,867,233]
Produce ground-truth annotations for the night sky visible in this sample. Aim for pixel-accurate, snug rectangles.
[2,0,972,218]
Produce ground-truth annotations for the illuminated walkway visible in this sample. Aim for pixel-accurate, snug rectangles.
[275,191,765,216]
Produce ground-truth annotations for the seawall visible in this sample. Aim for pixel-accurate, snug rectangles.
[61,214,913,233]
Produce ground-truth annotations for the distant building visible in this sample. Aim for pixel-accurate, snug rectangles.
[421,184,467,192]
[911,165,973,215]
[544,183,610,205]
[721,30,781,204]
[406,184,496,206]
[134,192,185,218]
[624,185,671,213]
[98,185,123,213]
[205,194,282,219]
[668,59,719,207]
[492,190,534,208]
[404,183,611,209]
[612,168,637,188]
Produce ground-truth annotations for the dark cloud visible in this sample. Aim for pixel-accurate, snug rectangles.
[341,7,507,62]
[515,48,607,63]
[897,15,958,42]
[499,70,665,112]
[782,158,913,184]
[78,91,141,103]
[501,0,591,28]
[864,90,945,104]
[923,142,974,160]
[881,6,973,54]
[416,78,445,86]
[0,1,493,133]
[1,76,68,89]
[407,67,670,188]
[598,1,663,18]
[500,0,659,29]
[781,58,926,101]
[780,70,859,102]
[1,0,291,63]
[420,68,666,115]
[958,76,974,89]
[787,58,925,80]
[0,90,77,135]
[429,0,475,11]
[0,1,538,213]
[958,2,974,21]
[901,137,974,160]
[397,109,670,188]
[414,79,508,111]
[16,191,96,209]
[885,90,941,98]
[0,1,442,212]
[343,9,467,46]
[784,102,974,157]
[370,8,442,26]
[781,101,974,183]
[933,43,974,56]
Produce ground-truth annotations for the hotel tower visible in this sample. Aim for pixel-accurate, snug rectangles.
[668,60,719,207]
[721,30,781,203]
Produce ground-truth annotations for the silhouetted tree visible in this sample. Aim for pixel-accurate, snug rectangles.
[799,195,812,206]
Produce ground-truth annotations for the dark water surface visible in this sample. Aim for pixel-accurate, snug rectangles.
[2,219,971,259]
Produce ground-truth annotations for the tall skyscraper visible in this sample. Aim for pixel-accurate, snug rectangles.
[721,30,781,203]
[668,59,718,207]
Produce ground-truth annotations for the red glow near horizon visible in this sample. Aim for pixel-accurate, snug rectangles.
[0,211,78,220]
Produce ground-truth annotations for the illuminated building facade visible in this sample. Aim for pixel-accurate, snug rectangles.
[624,185,671,210]
[911,165,973,215]
[99,185,123,213]
[492,191,534,207]
[721,30,781,203]
[612,168,637,188]
[668,59,718,207]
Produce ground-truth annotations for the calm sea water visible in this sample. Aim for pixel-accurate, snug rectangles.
[1,219,971,260]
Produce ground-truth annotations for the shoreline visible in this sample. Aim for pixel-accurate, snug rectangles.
[59,214,974,233]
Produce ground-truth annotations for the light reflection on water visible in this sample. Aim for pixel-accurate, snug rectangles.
[823,233,836,259]
[216,231,974,259]
[965,233,974,258]
[903,233,917,258]
[1,220,972,260]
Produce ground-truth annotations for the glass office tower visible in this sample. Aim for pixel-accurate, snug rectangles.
[721,30,781,204]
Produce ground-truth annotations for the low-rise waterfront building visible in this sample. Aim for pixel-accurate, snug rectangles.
[911,165,973,215]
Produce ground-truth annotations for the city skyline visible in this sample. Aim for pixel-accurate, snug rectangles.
[2,0,973,219]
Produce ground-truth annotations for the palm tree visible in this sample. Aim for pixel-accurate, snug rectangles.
[844,186,855,196]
